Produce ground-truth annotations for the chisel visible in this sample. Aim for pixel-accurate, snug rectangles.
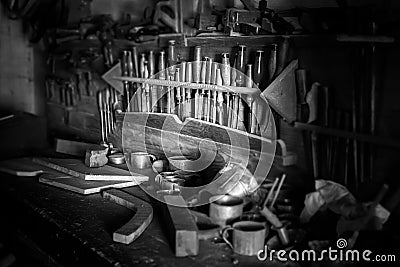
[216,68,224,125]
[126,50,135,112]
[193,46,202,119]
[235,47,246,130]
[221,53,231,126]
[131,46,139,111]
[180,61,186,117]
[229,58,237,128]
[268,44,277,84]
[254,50,264,134]
[158,51,167,113]
[185,62,193,118]
[175,68,182,118]
[246,64,256,133]
[143,61,150,112]
[235,45,246,87]
[120,50,130,111]
[198,59,207,120]
[97,91,106,145]
[139,53,147,112]
[148,50,157,112]
[168,40,177,114]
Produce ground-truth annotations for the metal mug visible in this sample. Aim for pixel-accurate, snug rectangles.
[209,194,244,227]
[130,152,156,169]
[222,221,267,256]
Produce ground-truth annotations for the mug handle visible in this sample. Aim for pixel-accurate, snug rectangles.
[221,226,234,249]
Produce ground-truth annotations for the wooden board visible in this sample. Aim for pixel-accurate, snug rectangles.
[39,173,145,195]
[33,157,146,181]
[55,138,96,157]
[119,112,275,151]
[102,189,153,244]
[0,157,63,177]
[162,195,199,257]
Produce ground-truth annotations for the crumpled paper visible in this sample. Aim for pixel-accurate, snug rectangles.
[300,180,390,233]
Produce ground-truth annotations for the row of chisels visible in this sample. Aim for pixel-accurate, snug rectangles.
[46,70,97,107]
[97,87,120,145]
[117,41,284,135]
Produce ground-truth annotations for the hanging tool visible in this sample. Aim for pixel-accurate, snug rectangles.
[85,71,95,96]
[267,44,277,83]
[158,51,167,113]
[246,64,256,133]
[221,53,231,126]
[168,40,177,114]
[180,61,186,117]
[140,53,147,112]
[193,46,202,119]
[131,46,140,111]
[148,50,157,112]
[120,50,130,111]
[185,62,193,119]
[175,68,182,119]
[235,46,246,131]
[97,91,107,146]
[216,68,224,125]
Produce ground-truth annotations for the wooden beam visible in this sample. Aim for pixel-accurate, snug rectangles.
[102,189,153,244]
[294,122,400,150]
[161,195,199,257]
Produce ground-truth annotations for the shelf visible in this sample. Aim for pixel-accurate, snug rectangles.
[293,122,400,150]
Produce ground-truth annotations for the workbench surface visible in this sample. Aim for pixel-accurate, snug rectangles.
[0,173,285,267]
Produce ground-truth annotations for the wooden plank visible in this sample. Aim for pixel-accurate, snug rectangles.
[39,173,144,195]
[337,34,395,43]
[0,157,63,177]
[33,157,148,181]
[162,195,199,257]
[262,59,298,123]
[55,138,97,157]
[120,112,275,152]
[102,189,153,244]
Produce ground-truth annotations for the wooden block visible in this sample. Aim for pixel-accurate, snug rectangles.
[33,157,146,181]
[102,189,153,244]
[39,173,146,195]
[84,146,108,168]
[55,138,96,157]
[162,195,199,257]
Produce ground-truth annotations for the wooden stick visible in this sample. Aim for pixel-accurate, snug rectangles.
[270,174,286,208]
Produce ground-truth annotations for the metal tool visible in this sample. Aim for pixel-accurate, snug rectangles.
[97,91,106,145]
[158,51,167,113]
[216,68,224,125]
[268,44,277,83]
[221,53,231,126]
[185,62,193,119]
[148,50,157,112]
[120,50,130,111]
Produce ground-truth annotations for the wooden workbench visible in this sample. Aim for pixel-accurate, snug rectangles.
[0,173,286,267]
